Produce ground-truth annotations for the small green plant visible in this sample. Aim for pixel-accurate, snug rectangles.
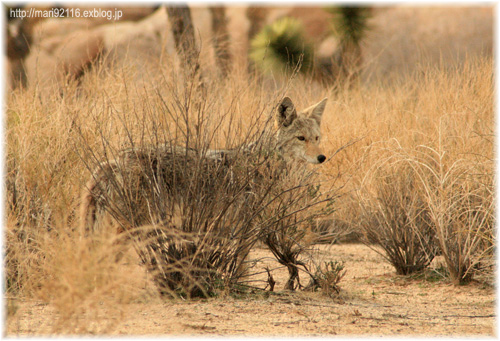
[408,264,448,283]
[308,260,346,296]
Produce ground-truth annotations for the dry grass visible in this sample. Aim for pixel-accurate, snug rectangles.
[5,10,494,334]
[6,51,340,331]
[324,56,494,283]
[357,161,439,275]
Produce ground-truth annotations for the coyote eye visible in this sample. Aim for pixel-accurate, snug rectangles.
[297,136,306,141]
[315,136,319,141]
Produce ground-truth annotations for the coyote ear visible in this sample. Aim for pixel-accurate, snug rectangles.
[277,97,297,127]
[306,98,328,125]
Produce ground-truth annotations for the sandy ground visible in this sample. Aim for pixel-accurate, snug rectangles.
[5,243,496,337]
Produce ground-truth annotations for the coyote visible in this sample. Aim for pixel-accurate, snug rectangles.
[80,96,328,235]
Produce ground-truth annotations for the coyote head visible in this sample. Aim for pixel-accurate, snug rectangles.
[275,97,327,164]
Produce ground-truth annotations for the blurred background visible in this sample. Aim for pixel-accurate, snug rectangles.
[5,4,493,93]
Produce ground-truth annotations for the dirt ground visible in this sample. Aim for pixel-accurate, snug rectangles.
[5,243,496,337]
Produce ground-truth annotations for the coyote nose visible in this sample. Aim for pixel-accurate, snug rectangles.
[317,155,326,163]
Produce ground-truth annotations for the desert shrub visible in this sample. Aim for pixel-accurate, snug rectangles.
[401,143,494,285]
[261,170,337,290]
[357,135,494,284]
[307,260,346,296]
[357,160,439,275]
[309,209,361,244]
[91,143,284,298]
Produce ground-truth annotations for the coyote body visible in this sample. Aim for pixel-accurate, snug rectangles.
[80,96,328,235]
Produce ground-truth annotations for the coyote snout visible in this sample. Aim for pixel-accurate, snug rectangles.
[276,97,328,165]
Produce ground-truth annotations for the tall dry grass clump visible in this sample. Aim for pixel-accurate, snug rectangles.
[5,70,162,332]
[398,135,493,284]
[6,82,83,295]
[357,160,439,275]
[322,56,494,284]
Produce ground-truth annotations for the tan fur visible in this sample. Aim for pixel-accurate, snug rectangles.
[80,96,328,234]
[276,97,327,164]
[79,159,121,236]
